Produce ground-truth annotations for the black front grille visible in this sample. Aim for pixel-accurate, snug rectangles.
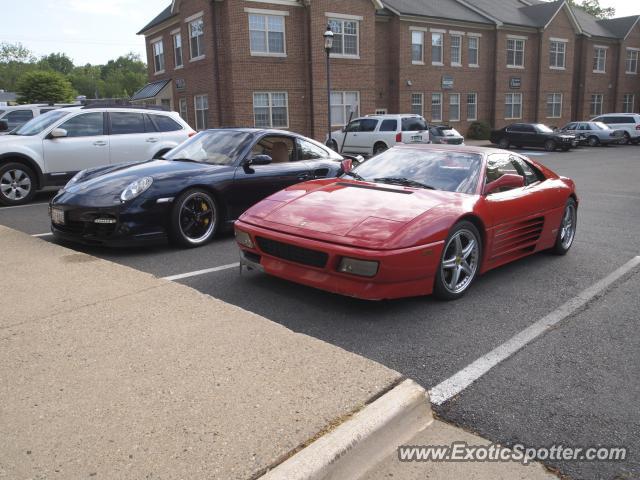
[256,237,328,268]
[54,210,118,237]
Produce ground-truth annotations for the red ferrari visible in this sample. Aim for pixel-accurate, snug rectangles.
[234,145,577,300]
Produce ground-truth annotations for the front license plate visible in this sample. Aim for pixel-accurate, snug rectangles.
[411,135,422,142]
[51,207,65,225]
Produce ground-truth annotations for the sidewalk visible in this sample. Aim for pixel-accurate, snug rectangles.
[0,225,555,479]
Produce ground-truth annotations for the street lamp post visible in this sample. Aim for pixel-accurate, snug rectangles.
[324,25,334,149]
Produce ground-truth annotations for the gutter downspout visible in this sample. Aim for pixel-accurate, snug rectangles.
[211,1,223,127]
[611,40,621,112]
[492,29,499,127]
[305,3,315,139]
[535,28,543,123]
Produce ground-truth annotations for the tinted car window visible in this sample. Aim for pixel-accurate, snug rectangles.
[379,119,397,132]
[5,110,34,128]
[359,119,378,132]
[486,154,523,191]
[59,112,104,137]
[345,120,361,132]
[564,123,577,130]
[150,114,182,132]
[514,157,544,185]
[110,112,145,134]
[402,117,427,131]
[508,124,524,132]
[298,138,329,160]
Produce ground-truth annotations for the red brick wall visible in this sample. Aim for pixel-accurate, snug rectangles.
[615,23,640,113]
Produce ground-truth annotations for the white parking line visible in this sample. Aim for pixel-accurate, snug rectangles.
[429,255,640,405]
[162,262,240,281]
[0,202,49,210]
[32,232,53,237]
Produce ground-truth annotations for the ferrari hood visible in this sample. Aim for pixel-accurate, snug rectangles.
[244,179,465,248]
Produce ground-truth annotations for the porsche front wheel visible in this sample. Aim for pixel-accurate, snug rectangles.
[169,189,219,248]
[434,221,481,301]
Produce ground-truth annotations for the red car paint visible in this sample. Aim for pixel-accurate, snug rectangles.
[235,145,577,300]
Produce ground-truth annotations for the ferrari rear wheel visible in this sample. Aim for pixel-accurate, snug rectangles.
[434,221,481,301]
[169,189,219,248]
[551,198,577,255]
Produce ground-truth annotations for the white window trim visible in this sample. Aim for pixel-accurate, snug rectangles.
[245,7,290,16]
[507,38,525,69]
[590,94,604,116]
[248,12,287,57]
[449,30,465,36]
[507,34,528,40]
[327,17,360,59]
[325,12,363,21]
[330,91,360,127]
[450,34,462,67]
[430,28,446,33]
[409,26,429,32]
[449,93,460,122]
[468,36,479,68]
[411,30,424,65]
[625,48,639,74]
[253,92,290,129]
[550,37,568,43]
[467,92,477,121]
[173,33,183,70]
[549,40,566,70]
[184,11,203,23]
[193,94,208,131]
[411,93,424,116]
[170,28,181,35]
[431,93,443,122]
[593,47,607,73]
[431,32,444,66]
[152,40,165,75]
[546,93,563,119]
[467,32,483,37]
[505,93,523,120]
[246,0,301,6]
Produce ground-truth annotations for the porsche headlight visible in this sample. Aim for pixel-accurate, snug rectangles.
[64,170,86,189]
[121,177,153,202]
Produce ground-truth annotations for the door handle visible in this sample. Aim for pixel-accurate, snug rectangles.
[93,141,107,146]
[146,137,159,143]
[297,173,311,180]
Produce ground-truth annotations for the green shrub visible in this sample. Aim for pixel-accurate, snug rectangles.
[467,121,492,140]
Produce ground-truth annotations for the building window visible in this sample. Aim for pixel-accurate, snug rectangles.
[194,94,208,130]
[330,91,359,126]
[189,17,205,59]
[173,33,183,68]
[249,14,286,55]
[328,18,359,57]
[590,94,603,116]
[431,32,443,65]
[411,31,424,64]
[179,98,187,121]
[593,47,606,73]
[549,41,566,69]
[431,93,442,122]
[625,49,638,74]
[468,36,479,66]
[411,93,423,115]
[449,93,460,121]
[622,94,635,113]
[253,92,289,128]
[505,93,522,119]
[467,93,477,121]
[450,35,461,66]
[546,93,562,118]
[507,38,525,68]
[152,40,164,73]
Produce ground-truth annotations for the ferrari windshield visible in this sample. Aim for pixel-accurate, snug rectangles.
[349,148,483,194]
[164,130,253,165]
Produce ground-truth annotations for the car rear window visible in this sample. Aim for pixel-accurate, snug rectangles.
[150,114,183,132]
[358,119,378,132]
[402,117,427,131]
[379,119,397,132]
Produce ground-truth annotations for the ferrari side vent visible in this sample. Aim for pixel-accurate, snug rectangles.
[491,217,545,259]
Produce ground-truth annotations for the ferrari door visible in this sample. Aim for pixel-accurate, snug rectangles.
[230,134,311,218]
[482,153,551,262]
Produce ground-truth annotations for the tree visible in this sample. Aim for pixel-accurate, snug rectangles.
[0,42,35,64]
[38,53,75,75]
[569,0,615,19]
[16,70,75,103]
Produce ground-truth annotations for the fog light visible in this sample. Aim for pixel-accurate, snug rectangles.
[235,229,254,249]
[338,257,379,277]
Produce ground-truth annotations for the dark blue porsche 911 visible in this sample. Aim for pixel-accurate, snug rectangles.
[49,128,349,247]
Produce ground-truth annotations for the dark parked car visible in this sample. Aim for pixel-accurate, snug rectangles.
[49,128,350,248]
[490,123,578,152]
[429,125,465,145]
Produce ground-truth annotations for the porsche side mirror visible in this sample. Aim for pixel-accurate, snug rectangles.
[483,174,524,195]
[0,120,8,132]
[245,154,272,167]
[50,128,68,138]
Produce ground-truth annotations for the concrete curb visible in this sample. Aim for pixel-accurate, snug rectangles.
[260,379,433,480]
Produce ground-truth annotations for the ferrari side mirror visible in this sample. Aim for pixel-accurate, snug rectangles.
[483,174,524,195]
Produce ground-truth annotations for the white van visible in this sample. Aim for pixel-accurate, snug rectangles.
[590,113,640,144]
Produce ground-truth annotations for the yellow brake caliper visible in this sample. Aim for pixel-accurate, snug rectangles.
[201,201,210,225]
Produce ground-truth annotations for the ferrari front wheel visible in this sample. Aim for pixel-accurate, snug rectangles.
[169,189,219,248]
[434,221,481,301]
[551,198,577,255]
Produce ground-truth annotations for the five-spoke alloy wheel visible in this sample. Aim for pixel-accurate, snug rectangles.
[551,198,577,255]
[434,221,481,300]
[169,189,219,247]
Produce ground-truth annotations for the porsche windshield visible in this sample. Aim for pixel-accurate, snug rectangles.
[348,148,483,194]
[164,130,253,165]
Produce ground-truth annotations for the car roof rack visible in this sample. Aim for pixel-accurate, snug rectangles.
[81,100,169,111]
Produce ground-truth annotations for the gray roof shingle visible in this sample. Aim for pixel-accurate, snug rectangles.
[598,15,640,39]
[382,0,494,24]
[138,4,174,35]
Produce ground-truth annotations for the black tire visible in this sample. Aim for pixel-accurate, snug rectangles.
[623,132,631,145]
[551,198,577,256]
[373,142,388,156]
[168,189,220,248]
[153,149,170,159]
[587,136,599,147]
[0,162,37,206]
[328,140,339,152]
[433,221,482,301]
[498,137,510,149]
[544,139,557,152]
[561,145,571,152]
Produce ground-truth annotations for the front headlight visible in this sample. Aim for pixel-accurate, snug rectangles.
[64,170,86,189]
[337,257,379,277]
[121,177,153,202]
[235,229,254,248]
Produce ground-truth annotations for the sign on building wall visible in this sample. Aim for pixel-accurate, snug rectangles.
[176,78,186,92]
[441,75,454,90]
[509,77,521,89]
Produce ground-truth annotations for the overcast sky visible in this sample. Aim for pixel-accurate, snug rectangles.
[1,0,639,65]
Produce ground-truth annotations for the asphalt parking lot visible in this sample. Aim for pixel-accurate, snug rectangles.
[2,144,639,480]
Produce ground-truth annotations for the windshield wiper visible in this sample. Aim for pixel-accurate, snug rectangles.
[169,157,201,163]
[373,177,437,190]
[343,170,365,181]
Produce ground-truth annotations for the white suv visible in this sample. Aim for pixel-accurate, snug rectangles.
[0,106,194,205]
[328,114,430,156]
[590,113,640,144]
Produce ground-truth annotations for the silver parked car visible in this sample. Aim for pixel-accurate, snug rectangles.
[428,125,465,145]
[559,121,624,146]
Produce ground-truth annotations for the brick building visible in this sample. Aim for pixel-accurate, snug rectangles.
[135,0,640,140]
